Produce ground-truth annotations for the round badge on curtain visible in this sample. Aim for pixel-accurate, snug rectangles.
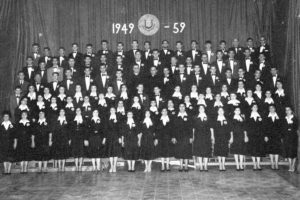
[138,14,160,36]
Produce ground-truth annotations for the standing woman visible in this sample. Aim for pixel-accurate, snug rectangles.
[230,107,248,171]
[193,105,214,171]
[173,103,193,172]
[213,107,232,171]
[121,111,141,172]
[106,107,121,173]
[15,111,34,173]
[88,110,106,172]
[140,111,156,172]
[52,109,70,172]
[33,110,52,173]
[247,104,265,170]
[70,108,87,172]
[264,105,282,170]
[156,108,173,171]
[0,111,16,174]
[282,106,299,172]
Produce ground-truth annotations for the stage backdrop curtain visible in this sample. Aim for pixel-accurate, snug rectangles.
[0,0,274,104]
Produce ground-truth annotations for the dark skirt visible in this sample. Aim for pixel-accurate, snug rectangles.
[175,138,192,159]
[140,135,155,160]
[282,132,298,158]
[88,135,106,158]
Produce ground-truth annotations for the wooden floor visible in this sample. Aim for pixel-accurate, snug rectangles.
[0,163,300,200]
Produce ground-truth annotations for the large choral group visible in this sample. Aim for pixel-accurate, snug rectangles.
[0,37,298,175]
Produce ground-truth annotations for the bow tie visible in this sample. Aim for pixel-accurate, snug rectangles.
[229,59,234,61]
[246,58,251,60]
[16,95,20,98]
[85,76,90,78]
[117,79,122,81]
[101,74,107,76]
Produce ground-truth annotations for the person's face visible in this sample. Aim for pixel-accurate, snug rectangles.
[252,105,258,112]
[228,51,235,58]
[65,70,72,77]
[218,108,224,115]
[68,59,75,67]
[191,85,197,92]
[84,57,91,64]
[168,100,174,108]
[59,109,65,116]
[133,96,139,102]
[260,37,266,45]
[230,93,236,99]
[255,84,262,91]
[178,65,185,72]
[171,57,177,65]
[29,86,35,92]
[53,58,58,65]
[232,39,239,47]
[186,57,192,64]
[150,67,157,75]
[244,50,251,57]
[92,110,99,117]
[107,87,113,93]
[84,96,89,102]
[247,90,253,97]
[219,42,226,49]
[285,107,292,115]
[19,73,25,80]
[39,112,45,119]
[59,87,65,94]
[199,106,205,113]
[118,101,124,107]
[110,107,116,114]
[131,41,138,49]
[21,112,28,119]
[86,46,93,54]
[153,51,159,58]
[53,74,58,81]
[191,42,197,49]
[247,40,253,47]
[116,56,122,63]
[205,43,212,49]
[75,85,81,92]
[145,111,151,118]
[37,95,43,101]
[162,41,169,49]
[84,69,91,76]
[161,109,167,116]
[210,67,216,74]
[100,66,107,73]
[144,43,150,50]
[271,68,277,76]
[154,87,160,94]
[206,87,212,94]
[3,114,9,121]
[51,98,57,104]
[276,82,282,89]
[269,106,275,113]
[201,55,208,62]
[76,108,81,115]
[116,71,122,78]
[127,112,133,118]
[39,62,46,70]
[254,70,261,78]
[216,51,223,59]
[27,58,33,65]
[234,108,241,115]
[72,45,78,52]
[102,42,108,50]
[238,69,244,76]
[176,43,182,50]
[135,52,141,60]
[16,89,21,95]
[67,97,72,103]
[44,49,50,56]
[179,104,185,112]
[133,65,140,73]
[100,55,107,63]
[32,45,39,53]
[117,43,123,51]
[215,94,221,101]
[137,85,143,92]
[194,65,200,72]
[121,85,127,92]
[265,91,271,97]
[258,54,265,61]
[58,49,65,56]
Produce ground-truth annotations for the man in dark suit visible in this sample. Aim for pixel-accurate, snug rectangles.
[58,47,69,69]
[218,40,229,60]
[33,74,45,95]
[229,38,244,61]
[67,57,81,81]
[174,64,191,95]
[38,47,52,69]
[185,40,202,65]
[126,40,140,66]
[112,55,127,79]
[189,64,205,93]
[146,66,161,95]
[22,56,36,83]
[78,67,94,95]
[241,48,257,81]
[248,69,264,90]
[257,52,271,81]
[160,67,175,98]
[174,41,186,64]
[169,56,179,76]
[159,40,174,66]
[14,71,29,95]
[256,36,271,62]
[224,49,240,79]
[199,53,211,77]
[36,61,48,85]
[131,50,148,78]
[95,65,111,94]
[68,43,84,71]
[212,50,227,79]
[265,66,283,92]
[10,86,23,122]
[61,68,76,96]
[152,86,166,110]
[246,37,258,62]
[31,43,41,67]
[47,57,64,83]
[203,40,216,64]
[142,41,153,67]
[136,83,149,110]
[148,49,164,76]
[221,68,237,92]
[127,64,144,95]
[114,42,126,68]
[185,56,194,76]
[96,40,114,65]
[205,65,221,94]
[111,70,126,96]
[48,72,60,96]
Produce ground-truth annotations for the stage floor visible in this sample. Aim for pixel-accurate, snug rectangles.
[0,165,300,200]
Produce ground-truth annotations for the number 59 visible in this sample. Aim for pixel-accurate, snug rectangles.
[173,22,185,34]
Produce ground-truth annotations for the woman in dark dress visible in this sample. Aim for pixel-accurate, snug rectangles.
[88,110,106,172]
[89,85,99,107]
[97,93,109,119]
[230,107,248,171]
[156,108,173,171]
[105,86,117,108]
[15,111,34,173]
[131,96,143,121]
[274,81,289,118]
[52,109,70,172]
[247,104,265,170]
[213,107,232,171]
[0,111,16,174]
[193,105,214,171]
[14,97,31,122]
[107,107,121,173]
[173,103,193,172]
[48,96,59,126]
[81,96,93,120]
[57,86,67,109]
[118,84,130,110]
[65,96,75,122]
[33,110,52,173]
[140,111,156,172]
[264,105,282,170]
[70,107,87,172]
[116,100,127,123]
[282,106,299,172]
[121,111,141,172]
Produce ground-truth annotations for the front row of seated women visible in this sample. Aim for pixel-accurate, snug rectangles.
[0,103,298,174]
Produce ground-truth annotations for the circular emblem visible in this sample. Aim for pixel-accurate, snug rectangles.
[138,14,160,36]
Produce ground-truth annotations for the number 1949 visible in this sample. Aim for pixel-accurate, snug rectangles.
[112,23,135,34]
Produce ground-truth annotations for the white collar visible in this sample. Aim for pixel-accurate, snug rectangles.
[286,115,294,124]
[38,118,46,125]
[132,102,141,109]
[233,114,243,121]
[217,115,226,122]
[19,119,30,125]
[1,121,12,129]
[98,99,107,106]
[268,112,279,121]
[197,99,207,106]
[160,115,170,123]
[250,112,261,119]
[172,91,182,98]
[109,114,117,120]
[264,97,274,104]
[74,115,83,124]
[275,89,285,96]
[178,112,187,118]
[143,117,153,127]
[198,113,207,120]
[127,118,135,125]
[65,103,74,108]
[92,116,100,123]
[214,101,223,107]
[228,99,240,105]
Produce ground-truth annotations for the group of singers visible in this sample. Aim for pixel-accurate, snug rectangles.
[0,37,298,175]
